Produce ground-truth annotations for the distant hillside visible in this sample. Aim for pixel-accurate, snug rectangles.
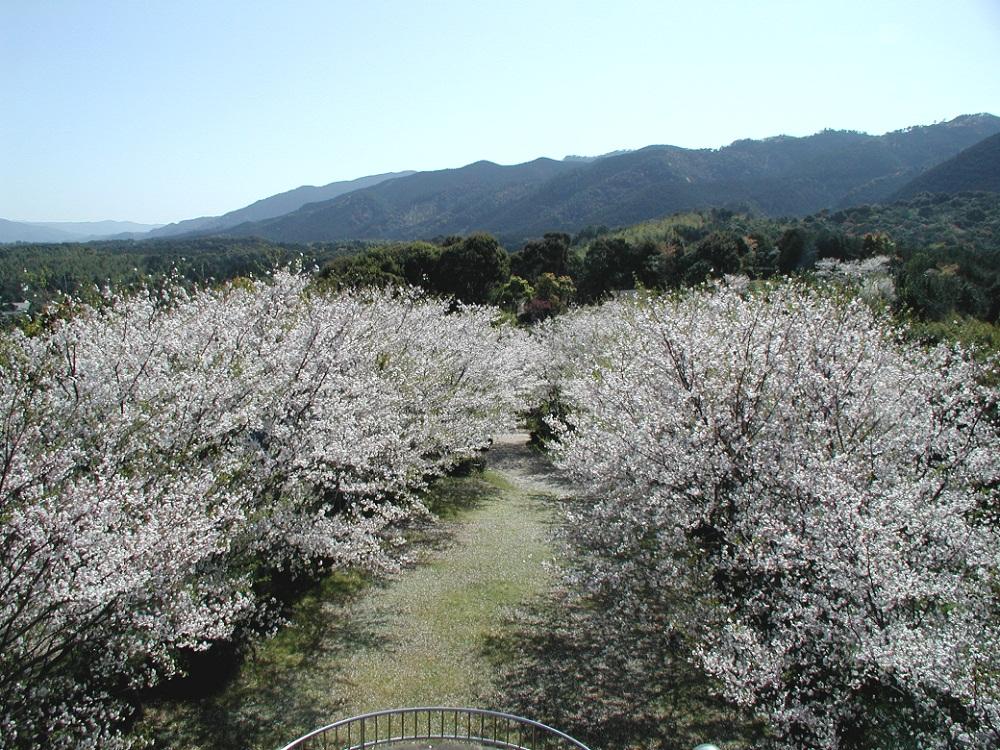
[812,191,1000,255]
[0,219,163,243]
[223,158,580,243]
[562,149,634,163]
[148,170,415,238]
[212,114,1000,244]
[606,191,1000,258]
[893,132,1000,199]
[0,219,79,243]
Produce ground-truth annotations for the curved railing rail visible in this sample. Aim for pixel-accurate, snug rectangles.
[277,706,592,750]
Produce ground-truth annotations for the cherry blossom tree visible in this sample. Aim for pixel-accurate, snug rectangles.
[0,270,532,748]
[543,281,1000,748]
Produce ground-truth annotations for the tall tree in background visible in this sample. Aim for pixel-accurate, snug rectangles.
[511,233,571,282]
[434,233,511,304]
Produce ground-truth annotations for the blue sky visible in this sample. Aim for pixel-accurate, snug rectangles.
[2,0,999,223]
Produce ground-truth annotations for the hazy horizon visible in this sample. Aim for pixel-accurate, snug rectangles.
[3,0,999,224]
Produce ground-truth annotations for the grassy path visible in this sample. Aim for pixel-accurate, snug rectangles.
[142,433,566,750]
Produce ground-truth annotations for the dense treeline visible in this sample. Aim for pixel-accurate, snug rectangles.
[313,193,1000,341]
[317,234,510,305]
[6,193,999,337]
[568,192,1000,319]
[0,237,367,311]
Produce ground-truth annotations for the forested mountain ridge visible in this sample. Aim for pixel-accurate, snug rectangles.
[6,116,996,247]
[893,131,1000,199]
[221,157,581,244]
[147,170,416,238]
[210,114,1000,244]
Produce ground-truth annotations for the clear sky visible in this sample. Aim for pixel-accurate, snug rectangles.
[2,0,999,224]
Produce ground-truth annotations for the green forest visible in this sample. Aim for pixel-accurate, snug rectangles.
[318,191,1000,347]
[0,237,368,311]
[4,192,1000,352]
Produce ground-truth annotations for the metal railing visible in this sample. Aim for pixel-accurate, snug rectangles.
[277,706,592,750]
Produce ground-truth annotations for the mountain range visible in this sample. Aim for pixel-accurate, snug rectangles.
[0,173,414,244]
[213,113,1000,245]
[893,131,1000,200]
[3,114,998,245]
[146,171,416,238]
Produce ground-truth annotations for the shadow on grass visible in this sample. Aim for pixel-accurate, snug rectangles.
[482,591,766,750]
[423,474,499,520]
[404,474,504,555]
[141,571,392,750]
[485,438,579,504]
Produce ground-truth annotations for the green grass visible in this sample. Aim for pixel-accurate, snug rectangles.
[138,467,557,750]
